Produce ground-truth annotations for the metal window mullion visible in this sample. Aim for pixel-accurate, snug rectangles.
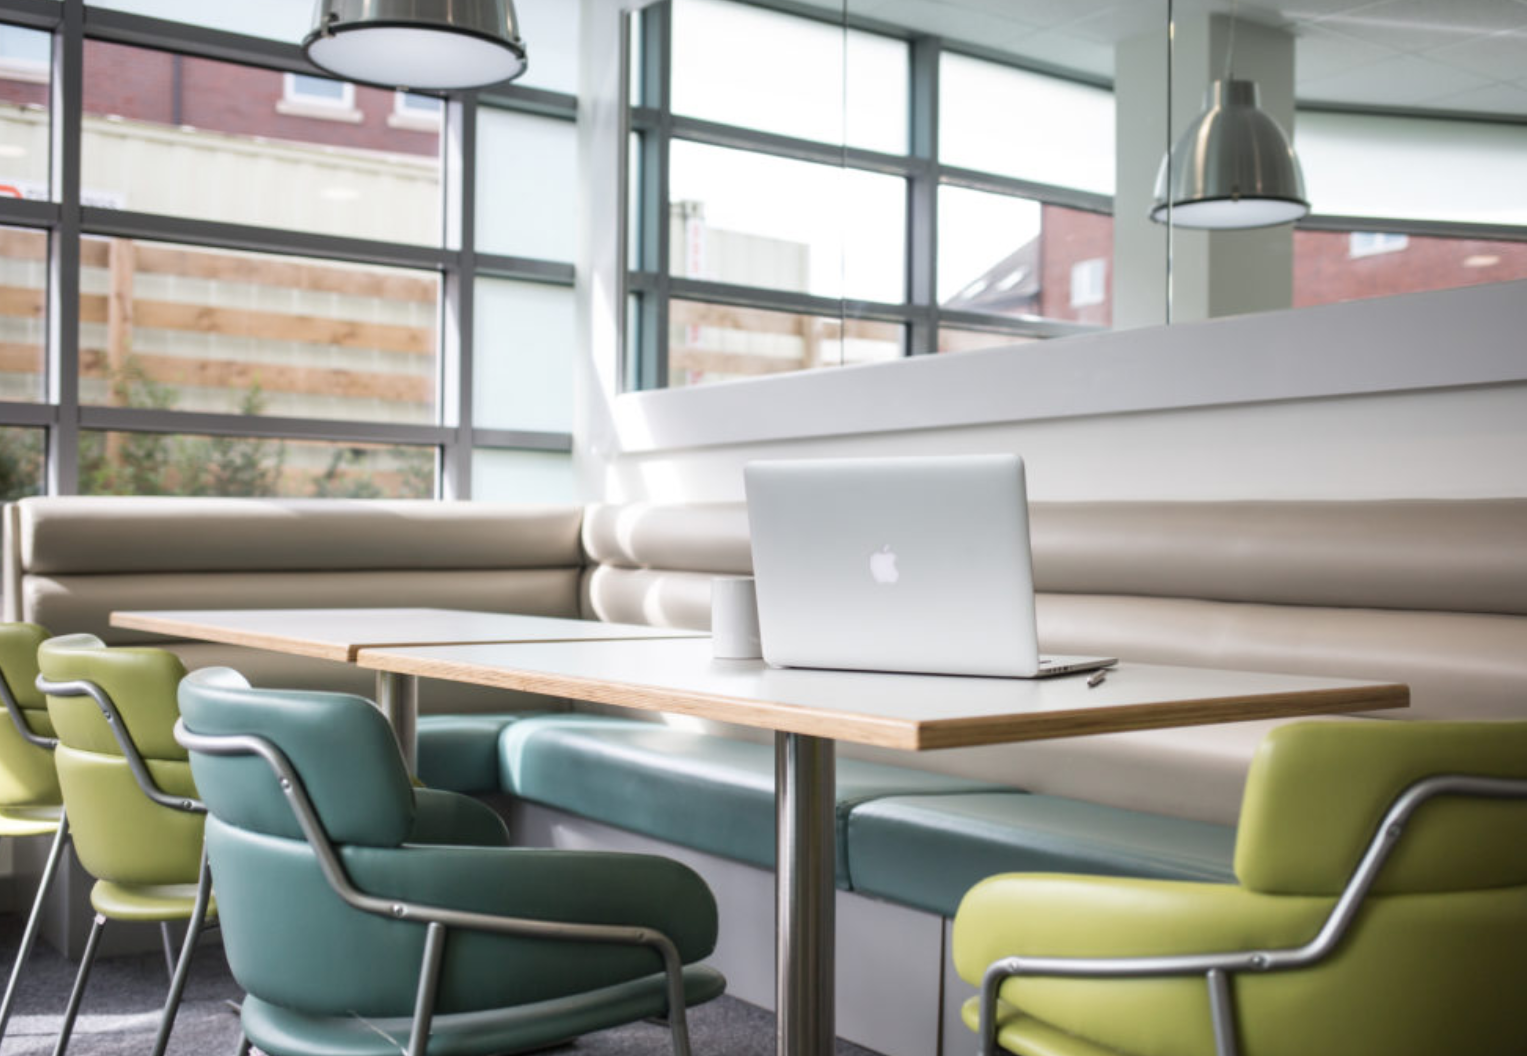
[441,93,476,500]
[0,403,58,428]
[0,199,59,228]
[78,208,455,272]
[469,428,572,453]
[0,0,62,31]
[1297,213,1527,243]
[476,84,577,121]
[77,406,455,446]
[908,35,940,355]
[668,115,912,177]
[671,278,914,328]
[936,165,1114,215]
[47,0,83,495]
[635,0,672,391]
[474,255,575,285]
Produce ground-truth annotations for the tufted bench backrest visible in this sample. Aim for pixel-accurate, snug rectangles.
[581,499,1527,723]
[4,496,586,702]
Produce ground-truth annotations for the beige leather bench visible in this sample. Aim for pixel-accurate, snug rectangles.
[3,496,585,711]
[9,494,1527,823]
[583,498,1527,824]
[8,493,1527,1055]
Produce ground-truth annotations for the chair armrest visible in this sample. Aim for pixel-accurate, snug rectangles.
[952,874,1332,987]
[408,788,510,848]
[341,843,719,963]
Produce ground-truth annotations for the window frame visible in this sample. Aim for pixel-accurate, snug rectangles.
[0,0,578,498]
[622,0,1527,395]
[621,0,1114,391]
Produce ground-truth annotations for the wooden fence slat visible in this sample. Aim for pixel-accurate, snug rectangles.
[78,348,434,405]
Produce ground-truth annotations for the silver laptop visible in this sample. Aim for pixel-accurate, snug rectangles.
[744,454,1115,679]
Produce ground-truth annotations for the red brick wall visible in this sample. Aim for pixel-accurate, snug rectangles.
[1293,229,1527,307]
[1038,203,1113,326]
[0,40,438,158]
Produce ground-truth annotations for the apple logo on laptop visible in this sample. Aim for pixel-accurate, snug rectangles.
[869,544,900,585]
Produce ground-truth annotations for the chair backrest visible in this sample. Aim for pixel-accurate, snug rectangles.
[36,633,203,886]
[177,667,417,848]
[0,622,59,808]
[1234,720,1527,896]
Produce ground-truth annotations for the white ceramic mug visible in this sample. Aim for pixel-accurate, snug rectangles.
[711,576,762,659]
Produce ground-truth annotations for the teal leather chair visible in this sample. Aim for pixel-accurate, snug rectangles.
[953,720,1527,1056]
[0,623,68,1045]
[175,666,727,1056]
[35,633,216,1056]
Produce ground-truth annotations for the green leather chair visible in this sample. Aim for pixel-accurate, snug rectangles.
[953,720,1527,1056]
[35,633,215,1056]
[0,623,69,1044]
[175,666,727,1056]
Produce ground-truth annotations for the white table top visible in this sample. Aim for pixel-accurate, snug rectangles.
[356,636,1407,751]
[110,607,706,663]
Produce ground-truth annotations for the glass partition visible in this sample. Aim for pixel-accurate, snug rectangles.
[624,0,1527,388]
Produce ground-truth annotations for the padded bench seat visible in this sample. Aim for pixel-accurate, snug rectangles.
[416,713,533,795]
[498,715,1001,886]
[845,792,1237,918]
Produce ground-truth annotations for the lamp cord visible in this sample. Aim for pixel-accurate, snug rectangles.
[1224,0,1239,82]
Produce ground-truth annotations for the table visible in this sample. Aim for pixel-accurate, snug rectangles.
[109,607,706,766]
[355,636,1407,1056]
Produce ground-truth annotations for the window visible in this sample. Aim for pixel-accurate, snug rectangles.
[1347,232,1409,259]
[278,72,361,121]
[0,24,51,196]
[626,0,1116,388]
[0,0,579,498]
[389,91,443,131]
[1070,258,1107,309]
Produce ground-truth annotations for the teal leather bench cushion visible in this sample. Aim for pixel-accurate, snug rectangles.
[846,792,1237,917]
[417,714,535,795]
[500,715,1001,887]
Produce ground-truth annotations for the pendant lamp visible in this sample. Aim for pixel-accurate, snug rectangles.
[1151,77,1308,229]
[303,0,528,91]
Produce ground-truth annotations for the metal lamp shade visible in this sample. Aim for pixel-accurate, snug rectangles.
[303,0,527,91]
[1151,78,1309,229]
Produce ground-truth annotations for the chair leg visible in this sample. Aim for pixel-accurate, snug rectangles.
[149,847,215,1056]
[52,913,106,1056]
[0,818,71,1042]
[159,922,177,983]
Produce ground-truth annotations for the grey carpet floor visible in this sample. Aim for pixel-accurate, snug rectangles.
[0,916,881,1056]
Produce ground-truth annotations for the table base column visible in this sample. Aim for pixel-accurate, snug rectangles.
[776,731,836,1056]
[375,670,418,772]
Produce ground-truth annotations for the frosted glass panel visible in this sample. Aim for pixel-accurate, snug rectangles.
[513,0,579,95]
[1297,111,1527,226]
[477,108,577,262]
[669,140,905,303]
[90,0,313,42]
[473,448,577,503]
[941,54,1114,195]
[672,0,908,153]
[474,279,574,433]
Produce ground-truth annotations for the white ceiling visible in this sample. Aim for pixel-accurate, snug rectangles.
[845,0,1527,117]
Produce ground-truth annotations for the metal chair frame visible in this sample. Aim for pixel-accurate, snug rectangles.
[34,674,213,1056]
[0,668,67,1043]
[174,718,700,1056]
[977,772,1527,1056]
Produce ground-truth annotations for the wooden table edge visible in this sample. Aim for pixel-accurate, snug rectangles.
[913,682,1410,750]
[111,611,354,663]
[358,649,1409,753]
[356,647,924,749]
